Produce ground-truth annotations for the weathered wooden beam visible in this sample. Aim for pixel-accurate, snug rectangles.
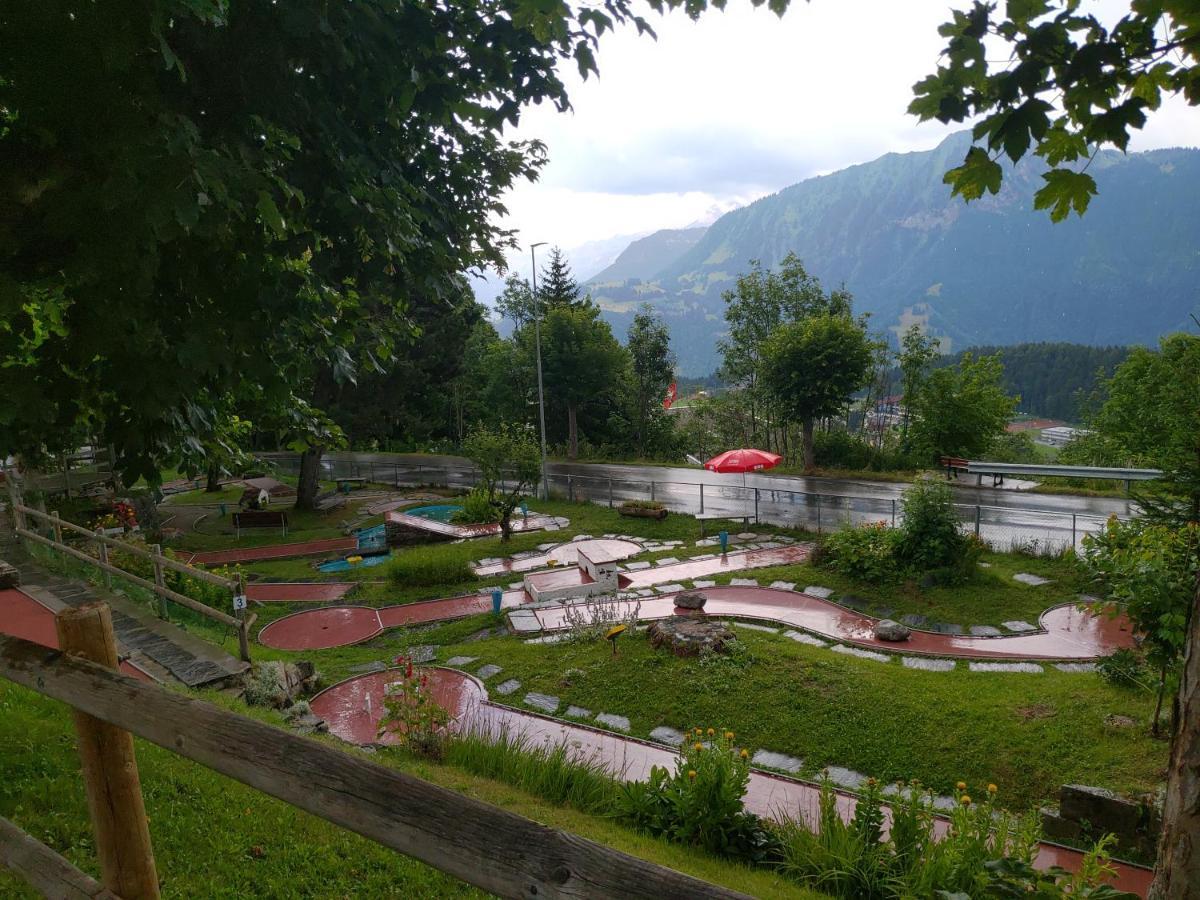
[0,635,748,900]
[0,814,121,900]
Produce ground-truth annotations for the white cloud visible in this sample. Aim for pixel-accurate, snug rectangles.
[491,0,1200,271]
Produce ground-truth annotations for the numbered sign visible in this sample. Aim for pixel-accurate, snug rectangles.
[232,594,248,612]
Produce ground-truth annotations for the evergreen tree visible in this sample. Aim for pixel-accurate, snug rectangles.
[537,247,582,309]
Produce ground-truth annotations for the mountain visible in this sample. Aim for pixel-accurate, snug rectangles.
[588,132,1200,374]
[588,226,708,285]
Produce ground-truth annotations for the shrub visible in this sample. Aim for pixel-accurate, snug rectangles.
[619,499,665,511]
[1098,648,1151,691]
[819,522,902,583]
[377,656,451,758]
[895,477,968,572]
[616,728,778,863]
[451,486,498,525]
[385,546,473,587]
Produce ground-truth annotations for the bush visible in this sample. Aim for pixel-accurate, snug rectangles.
[819,522,902,583]
[385,546,473,587]
[812,430,916,472]
[616,728,778,863]
[894,477,968,572]
[451,487,498,525]
[1098,648,1151,691]
[619,499,665,511]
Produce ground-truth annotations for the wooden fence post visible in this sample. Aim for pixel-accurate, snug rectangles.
[96,529,112,590]
[51,510,64,546]
[151,544,168,619]
[54,603,160,900]
[234,572,251,663]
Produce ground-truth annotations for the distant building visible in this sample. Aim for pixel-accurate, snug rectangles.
[867,395,906,430]
[1038,426,1088,447]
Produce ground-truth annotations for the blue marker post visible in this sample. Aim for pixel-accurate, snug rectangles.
[491,588,503,615]
[719,530,729,555]
[520,500,529,521]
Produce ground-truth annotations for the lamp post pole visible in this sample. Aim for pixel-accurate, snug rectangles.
[530,242,550,501]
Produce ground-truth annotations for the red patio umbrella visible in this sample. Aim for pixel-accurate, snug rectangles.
[702,448,782,521]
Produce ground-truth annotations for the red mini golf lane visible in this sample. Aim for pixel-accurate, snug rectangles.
[259,545,812,651]
[0,588,151,680]
[184,536,356,566]
[310,667,1152,896]
[245,582,357,603]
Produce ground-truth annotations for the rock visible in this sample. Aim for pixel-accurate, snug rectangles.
[243,661,320,709]
[874,619,911,642]
[673,590,707,610]
[647,616,735,657]
[1104,714,1138,729]
[0,560,21,589]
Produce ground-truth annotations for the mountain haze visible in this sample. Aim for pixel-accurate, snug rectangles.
[587,132,1200,374]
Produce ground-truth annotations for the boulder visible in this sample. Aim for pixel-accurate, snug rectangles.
[647,616,734,657]
[674,590,707,611]
[874,619,911,642]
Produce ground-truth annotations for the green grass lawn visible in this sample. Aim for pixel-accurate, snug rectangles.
[0,682,818,899]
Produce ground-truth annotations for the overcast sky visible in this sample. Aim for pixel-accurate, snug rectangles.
[492,0,1200,276]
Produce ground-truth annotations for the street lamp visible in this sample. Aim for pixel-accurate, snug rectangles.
[529,242,550,501]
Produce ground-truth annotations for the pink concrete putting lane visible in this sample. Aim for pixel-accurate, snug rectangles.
[186,536,356,566]
[311,667,1152,896]
[245,582,357,603]
[472,538,642,577]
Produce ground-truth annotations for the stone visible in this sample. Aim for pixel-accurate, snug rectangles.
[736,532,757,540]
[408,645,437,664]
[873,606,895,619]
[693,579,717,588]
[732,622,778,634]
[445,656,478,666]
[594,712,631,732]
[831,644,891,663]
[784,630,828,647]
[752,750,804,773]
[928,622,964,635]
[1056,662,1098,674]
[507,609,542,633]
[537,542,558,551]
[524,633,569,645]
[969,661,1044,673]
[1013,572,1052,586]
[695,538,718,547]
[1104,714,1138,729]
[730,578,758,587]
[656,583,687,594]
[900,613,930,629]
[0,560,21,589]
[1002,620,1038,633]
[494,678,521,695]
[873,619,910,642]
[475,663,503,679]
[649,726,687,746]
[770,581,796,591]
[673,590,707,610]
[524,692,559,714]
[647,616,735,657]
[625,561,652,571]
[565,705,592,719]
[655,557,680,566]
[1058,785,1161,853]
[825,766,867,789]
[902,656,956,672]
[347,660,387,674]
[572,534,594,542]
[243,661,320,709]
[839,594,869,611]
[969,625,1003,637]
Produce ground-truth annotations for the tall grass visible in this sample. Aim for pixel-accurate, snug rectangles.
[385,545,474,587]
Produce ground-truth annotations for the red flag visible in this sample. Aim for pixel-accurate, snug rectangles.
[662,381,678,409]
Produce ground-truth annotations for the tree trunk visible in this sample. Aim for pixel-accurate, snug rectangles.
[205,464,221,493]
[1150,576,1200,897]
[295,446,324,511]
[567,405,578,460]
[499,514,512,543]
[802,419,815,472]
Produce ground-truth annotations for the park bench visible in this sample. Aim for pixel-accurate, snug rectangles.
[335,476,367,492]
[939,456,969,479]
[695,512,755,537]
[232,510,288,539]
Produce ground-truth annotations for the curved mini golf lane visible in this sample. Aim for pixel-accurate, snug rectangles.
[310,667,1151,895]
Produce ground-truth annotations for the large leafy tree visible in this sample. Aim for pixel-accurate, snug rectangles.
[626,305,676,458]
[908,353,1017,462]
[462,423,542,542]
[759,313,875,471]
[913,1,1200,220]
[898,325,941,445]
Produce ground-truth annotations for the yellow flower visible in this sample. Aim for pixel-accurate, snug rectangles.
[695,727,703,735]
[956,781,967,791]
[740,749,749,759]
[724,731,735,740]
[688,770,697,780]
[987,783,998,794]
[693,742,704,752]
[707,727,715,736]
[867,777,878,787]
[960,795,972,806]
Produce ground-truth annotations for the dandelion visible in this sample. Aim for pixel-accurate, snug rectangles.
[688,770,697,780]
[987,783,998,794]
[695,727,703,735]
[724,731,734,740]
[960,795,972,806]
[956,781,967,791]
[707,727,715,736]
[693,742,704,752]
[867,777,878,787]
[740,749,749,759]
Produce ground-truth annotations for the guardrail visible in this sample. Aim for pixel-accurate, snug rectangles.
[964,461,1162,487]
[0,618,743,899]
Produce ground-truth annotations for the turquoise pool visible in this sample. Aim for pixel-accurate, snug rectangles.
[404,504,462,523]
[316,506,463,573]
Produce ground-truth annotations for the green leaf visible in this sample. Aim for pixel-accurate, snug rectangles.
[943,147,1003,201]
[1036,121,1088,166]
[255,191,286,237]
[1005,0,1050,24]
[1034,168,1097,222]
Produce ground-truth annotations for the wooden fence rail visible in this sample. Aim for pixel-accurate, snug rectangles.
[0,815,120,900]
[0,632,745,900]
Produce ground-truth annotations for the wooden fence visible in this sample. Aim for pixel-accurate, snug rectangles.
[0,616,745,900]
[5,479,252,661]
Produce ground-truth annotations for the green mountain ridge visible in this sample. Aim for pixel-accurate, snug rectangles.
[589,132,1200,375]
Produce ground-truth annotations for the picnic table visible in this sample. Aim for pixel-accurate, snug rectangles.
[232,510,288,538]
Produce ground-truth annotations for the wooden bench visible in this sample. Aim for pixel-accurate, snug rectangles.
[335,476,367,492]
[232,510,288,538]
[695,512,755,537]
[939,456,970,479]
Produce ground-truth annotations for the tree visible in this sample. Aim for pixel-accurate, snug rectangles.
[495,274,537,330]
[626,306,676,458]
[913,2,1200,221]
[908,353,1017,462]
[462,424,541,542]
[537,247,583,310]
[898,325,941,445]
[759,314,875,471]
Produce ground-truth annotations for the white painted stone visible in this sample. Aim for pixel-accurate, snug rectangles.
[831,644,891,663]
[759,540,782,549]
[475,664,502,679]
[524,633,569,645]
[770,581,796,591]
[625,561,652,571]
[445,656,478,666]
[784,630,828,648]
[1054,662,1098,673]
[655,557,680,566]
[649,726,686,746]
[572,534,593,542]
[752,750,804,773]
[736,532,758,540]
[508,581,523,590]
[636,589,655,597]
[969,661,1044,673]
[695,538,718,547]
[730,578,758,587]
[692,553,715,561]
[804,585,835,599]
[494,678,521,695]
[1002,620,1038,633]
[657,583,687,594]
[1013,572,1052,586]
[932,795,957,811]
[902,656,956,672]
[507,610,543,633]
[565,705,591,719]
[524,692,559,713]
[825,766,867,789]
[733,622,779,634]
[594,713,631,732]
[969,625,1004,637]
[693,579,717,588]
[537,542,558,551]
